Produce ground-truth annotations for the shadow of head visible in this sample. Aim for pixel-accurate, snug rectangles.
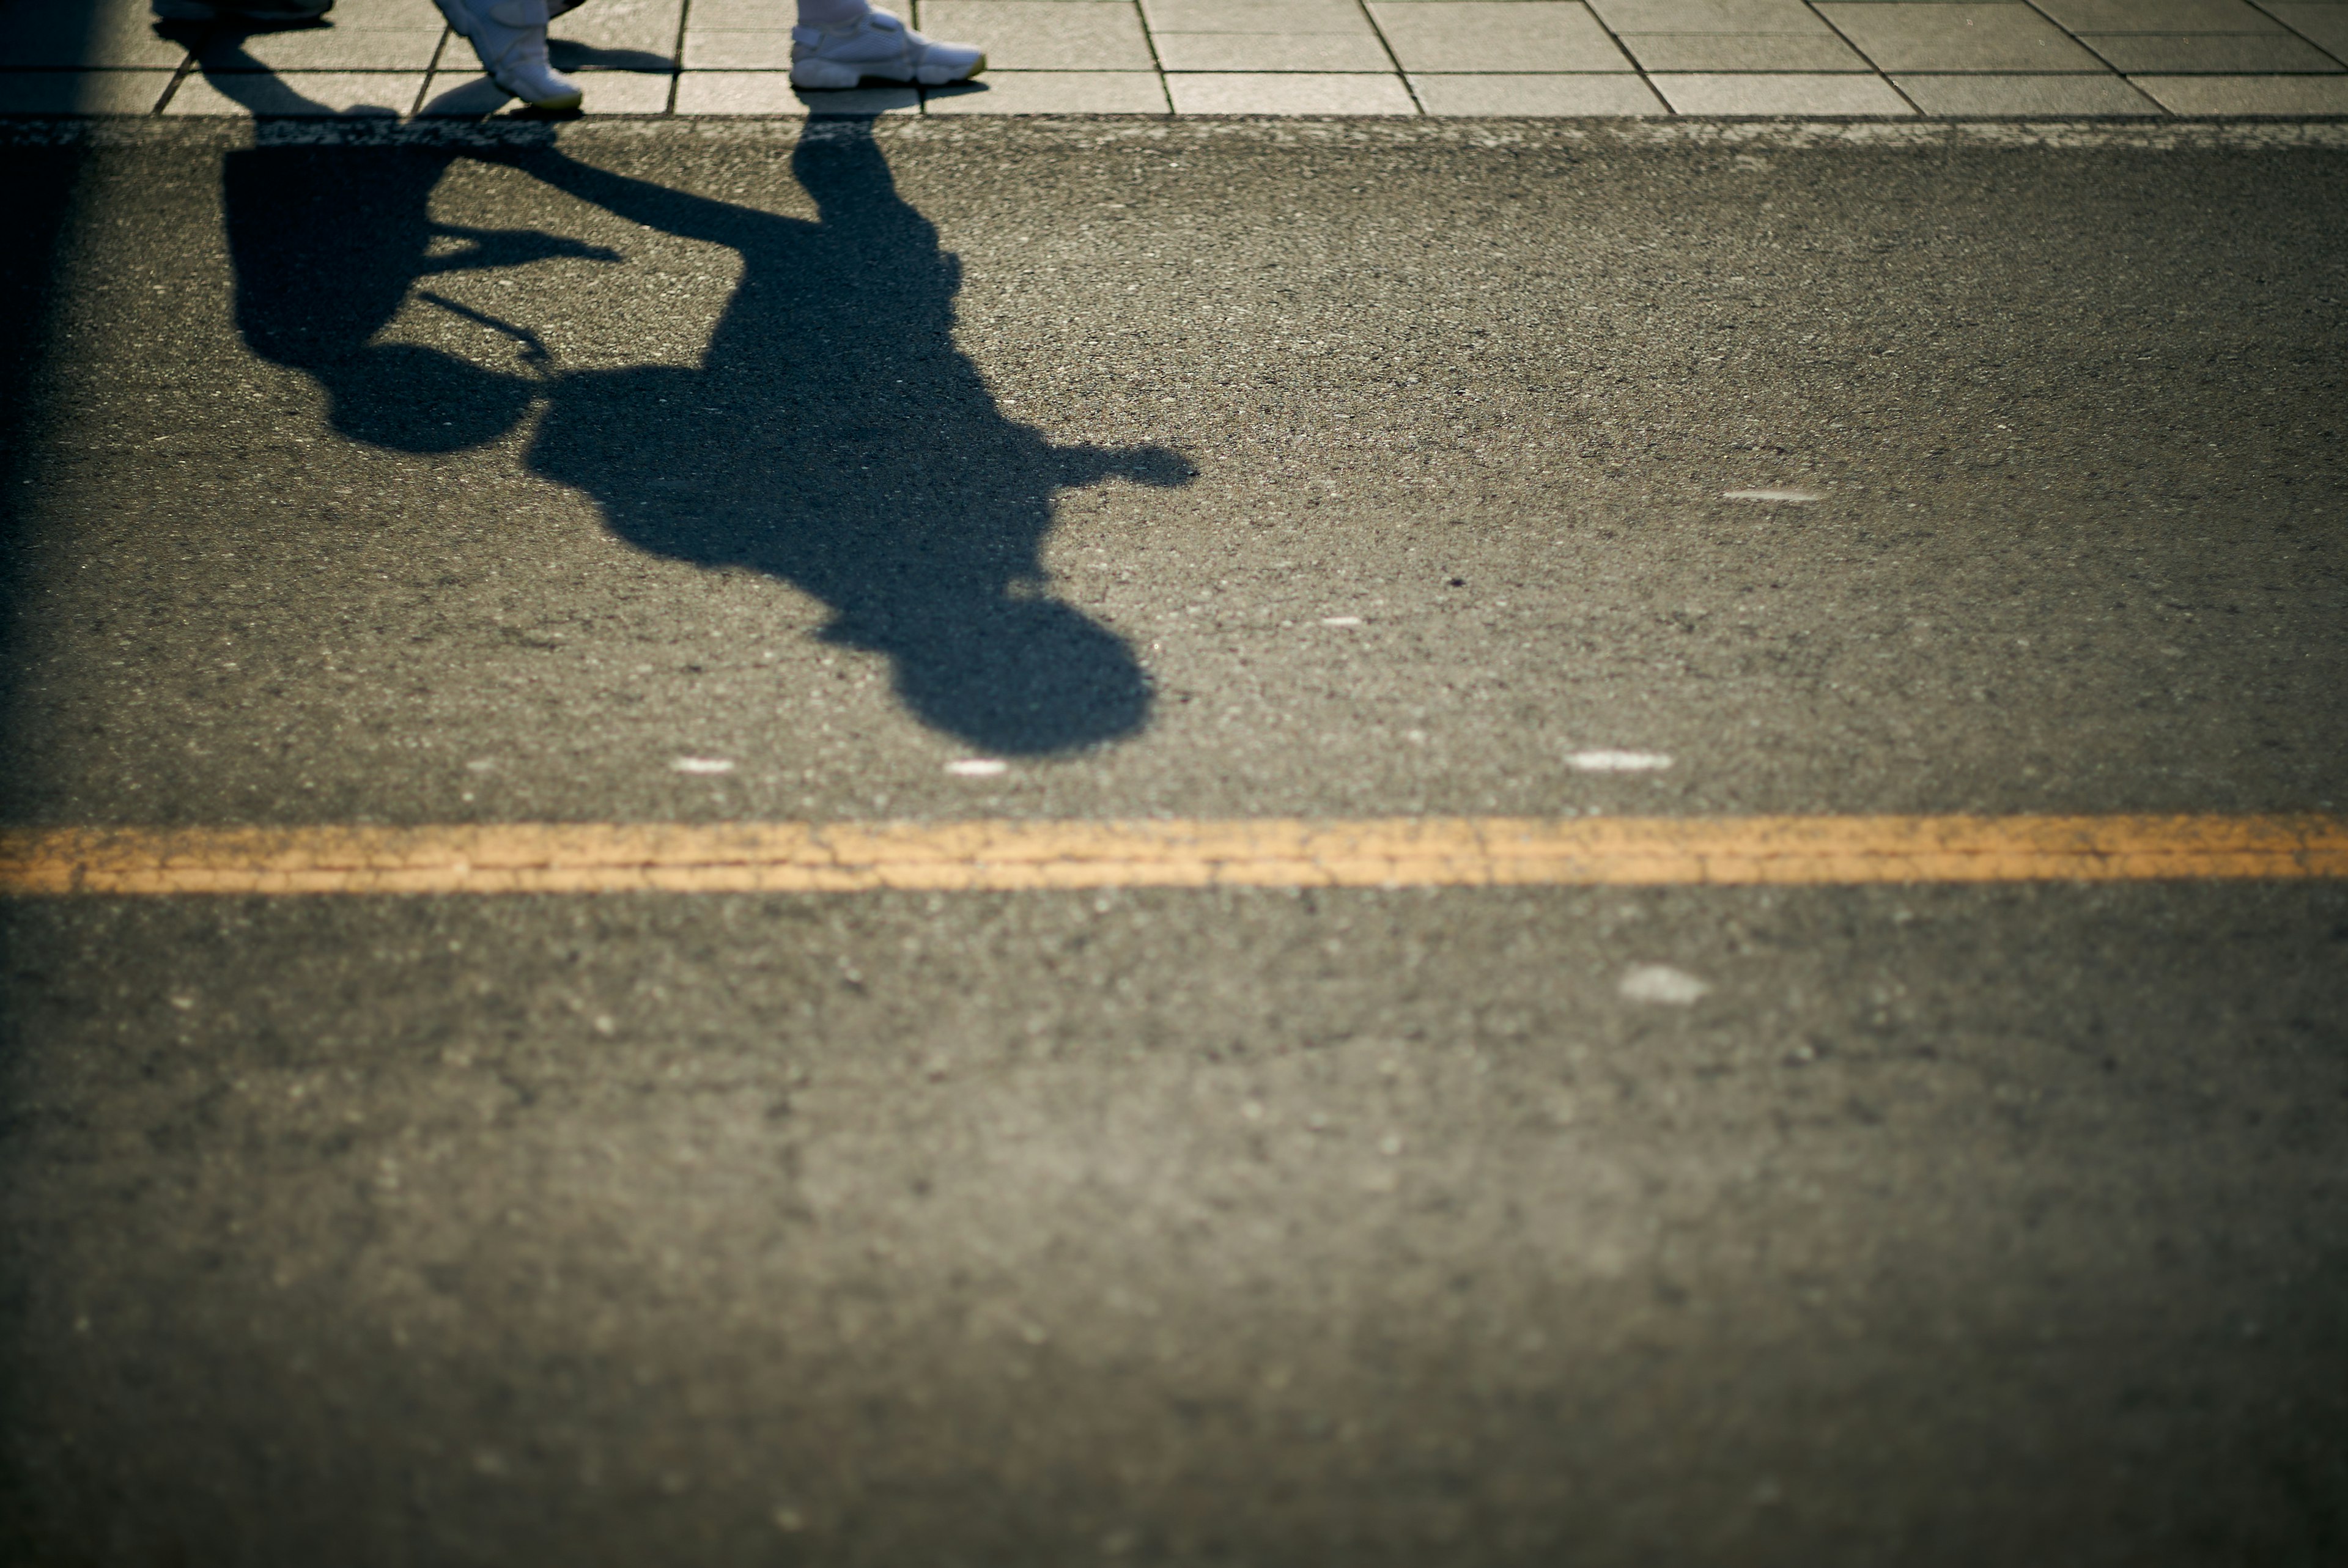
[224,124,1198,756]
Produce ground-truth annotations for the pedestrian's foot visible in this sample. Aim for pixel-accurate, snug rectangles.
[789,9,984,89]
[432,0,584,112]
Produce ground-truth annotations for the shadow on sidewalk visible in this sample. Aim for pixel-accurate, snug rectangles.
[224,123,1190,755]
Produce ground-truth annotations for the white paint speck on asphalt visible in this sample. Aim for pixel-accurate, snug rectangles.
[671,757,734,775]
[1723,488,1824,502]
[1619,965,1711,1005]
[947,759,1008,777]
[1320,616,1364,627]
[1567,751,1672,773]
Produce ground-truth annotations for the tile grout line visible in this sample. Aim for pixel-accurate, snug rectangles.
[1131,0,1176,117]
[668,0,690,114]
[410,27,451,119]
[2245,0,2348,70]
[1800,0,1924,117]
[152,31,205,114]
[1349,0,1424,115]
[2015,0,2133,81]
[1576,1,1669,119]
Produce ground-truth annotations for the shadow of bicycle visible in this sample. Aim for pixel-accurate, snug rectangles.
[225,120,1189,754]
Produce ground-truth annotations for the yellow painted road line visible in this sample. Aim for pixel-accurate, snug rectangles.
[0,815,2342,895]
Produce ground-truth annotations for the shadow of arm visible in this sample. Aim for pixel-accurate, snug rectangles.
[1055,445,1197,491]
[474,149,777,251]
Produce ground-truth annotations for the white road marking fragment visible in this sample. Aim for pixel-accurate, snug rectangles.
[1320,616,1364,627]
[671,757,734,775]
[947,759,1008,778]
[1619,965,1711,1005]
[1723,488,1824,502]
[1567,751,1673,773]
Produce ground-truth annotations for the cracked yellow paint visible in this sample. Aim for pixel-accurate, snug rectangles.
[1,815,2342,895]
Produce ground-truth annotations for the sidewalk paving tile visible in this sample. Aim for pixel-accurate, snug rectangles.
[1892,70,2162,111]
[2030,0,2283,31]
[0,0,192,69]
[671,71,917,112]
[682,31,799,67]
[672,0,783,23]
[1619,33,1871,68]
[419,67,674,112]
[1366,3,1633,72]
[199,23,447,73]
[1648,70,1915,110]
[2078,34,2342,72]
[550,0,685,57]
[2267,6,2348,62]
[1816,4,2105,72]
[925,68,1170,109]
[1409,70,1665,111]
[1586,0,1834,29]
[1164,70,1417,109]
[417,72,514,114]
[915,2,1154,69]
[0,68,175,114]
[2128,70,2348,109]
[1151,33,1394,68]
[574,70,677,109]
[165,70,423,114]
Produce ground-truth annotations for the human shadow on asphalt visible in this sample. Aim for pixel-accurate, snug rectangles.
[224,123,1191,754]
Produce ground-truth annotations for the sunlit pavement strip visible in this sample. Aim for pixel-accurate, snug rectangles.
[1,815,2342,896]
[13,0,2348,121]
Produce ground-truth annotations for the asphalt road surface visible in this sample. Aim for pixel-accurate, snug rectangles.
[2,117,2345,1566]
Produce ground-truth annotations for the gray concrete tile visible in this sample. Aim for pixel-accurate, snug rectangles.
[670,70,918,111]
[1817,4,2105,72]
[2268,4,2348,59]
[2128,70,2348,109]
[925,68,1170,108]
[1164,70,1417,109]
[418,66,673,112]
[300,0,427,23]
[1587,0,1831,31]
[1892,70,2161,111]
[0,0,191,68]
[198,24,446,73]
[165,69,423,114]
[551,0,685,57]
[2080,33,2342,71]
[0,68,174,113]
[676,0,787,25]
[1142,0,1374,34]
[1366,3,1632,72]
[1153,33,1395,68]
[2030,0,2281,31]
[916,1,1154,68]
[683,30,797,67]
[575,69,676,109]
[1408,70,1666,110]
[1622,32,1870,68]
[1648,69,1916,110]
[415,72,514,114]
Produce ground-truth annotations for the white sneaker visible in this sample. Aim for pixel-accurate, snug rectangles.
[789,9,984,89]
[433,0,583,112]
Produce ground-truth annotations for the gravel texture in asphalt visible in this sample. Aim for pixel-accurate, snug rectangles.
[1,119,2344,1567]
